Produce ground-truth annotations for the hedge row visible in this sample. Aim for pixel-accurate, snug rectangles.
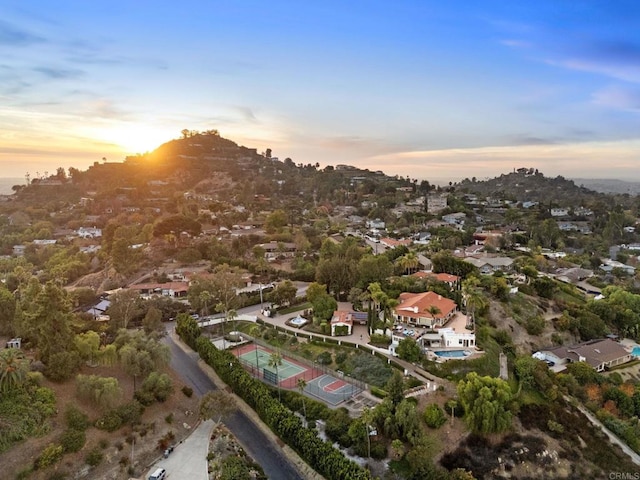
[176,315,371,480]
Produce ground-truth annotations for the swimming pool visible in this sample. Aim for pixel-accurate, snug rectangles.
[434,350,470,358]
[632,346,640,357]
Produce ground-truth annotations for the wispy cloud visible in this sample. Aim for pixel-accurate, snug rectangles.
[592,84,640,111]
[34,66,84,80]
[0,19,44,46]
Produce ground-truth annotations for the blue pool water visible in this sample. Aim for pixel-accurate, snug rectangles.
[631,346,640,357]
[434,350,469,358]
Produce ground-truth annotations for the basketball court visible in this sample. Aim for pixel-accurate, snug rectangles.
[232,343,362,405]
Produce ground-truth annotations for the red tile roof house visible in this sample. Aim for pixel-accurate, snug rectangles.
[330,310,354,336]
[412,271,460,288]
[393,291,457,328]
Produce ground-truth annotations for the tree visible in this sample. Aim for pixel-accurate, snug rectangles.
[116,330,170,393]
[265,209,287,233]
[19,281,74,365]
[297,378,308,422]
[385,369,406,407]
[0,286,16,336]
[143,306,164,334]
[462,276,486,330]
[268,351,283,402]
[457,372,513,434]
[271,280,297,307]
[199,390,237,424]
[306,282,328,304]
[396,337,421,362]
[0,348,29,392]
[107,289,143,330]
[397,252,419,275]
[75,331,101,366]
[311,293,338,323]
[76,374,122,410]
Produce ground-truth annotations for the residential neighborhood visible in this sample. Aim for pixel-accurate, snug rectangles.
[2,138,640,480]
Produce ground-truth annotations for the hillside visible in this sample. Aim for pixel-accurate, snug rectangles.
[457,169,607,206]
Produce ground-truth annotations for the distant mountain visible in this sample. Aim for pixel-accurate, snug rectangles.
[571,178,640,195]
[457,170,606,206]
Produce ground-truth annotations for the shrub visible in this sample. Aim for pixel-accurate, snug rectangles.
[165,413,174,424]
[85,447,103,467]
[65,405,89,431]
[182,385,194,397]
[35,443,64,469]
[45,351,81,382]
[316,351,332,365]
[370,386,388,399]
[424,403,447,429]
[95,410,122,432]
[140,372,174,403]
[115,401,144,426]
[60,428,86,453]
[335,351,349,365]
[369,333,392,346]
[525,316,545,335]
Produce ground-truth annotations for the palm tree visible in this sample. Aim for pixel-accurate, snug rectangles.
[199,290,212,318]
[268,351,283,402]
[361,406,373,458]
[227,308,238,335]
[0,349,29,392]
[297,378,308,423]
[425,305,442,328]
[462,277,486,331]
[397,252,419,275]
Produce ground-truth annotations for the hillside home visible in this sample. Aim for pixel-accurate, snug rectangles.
[536,339,631,372]
[129,282,189,298]
[77,227,102,238]
[427,194,448,214]
[380,237,412,249]
[412,271,460,288]
[393,291,457,328]
[366,218,386,230]
[463,255,514,274]
[259,242,297,261]
[550,208,569,217]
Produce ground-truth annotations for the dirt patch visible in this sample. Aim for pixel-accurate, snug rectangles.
[0,364,199,480]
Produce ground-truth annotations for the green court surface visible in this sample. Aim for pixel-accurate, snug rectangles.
[238,348,306,380]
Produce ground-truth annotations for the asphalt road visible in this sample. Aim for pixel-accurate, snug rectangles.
[163,333,305,480]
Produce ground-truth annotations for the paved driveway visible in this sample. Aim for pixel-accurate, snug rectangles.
[145,419,214,480]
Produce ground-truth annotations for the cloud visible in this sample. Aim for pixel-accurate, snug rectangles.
[362,139,640,181]
[0,19,44,46]
[506,134,556,146]
[592,84,640,111]
[34,66,84,79]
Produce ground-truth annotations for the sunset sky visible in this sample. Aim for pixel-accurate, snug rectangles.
[1,1,639,182]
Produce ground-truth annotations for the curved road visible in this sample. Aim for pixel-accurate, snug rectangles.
[163,333,305,480]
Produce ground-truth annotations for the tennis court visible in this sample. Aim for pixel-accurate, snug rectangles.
[237,346,306,384]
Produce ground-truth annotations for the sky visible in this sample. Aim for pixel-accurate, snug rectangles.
[1,1,639,183]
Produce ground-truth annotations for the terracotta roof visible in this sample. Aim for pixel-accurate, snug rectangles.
[330,310,354,325]
[395,291,456,320]
[412,272,460,284]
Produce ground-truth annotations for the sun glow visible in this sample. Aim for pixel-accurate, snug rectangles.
[101,125,177,156]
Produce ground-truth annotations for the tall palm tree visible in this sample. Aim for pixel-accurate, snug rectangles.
[297,378,308,423]
[199,290,212,318]
[397,252,419,275]
[0,348,29,392]
[268,351,283,402]
[462,277,486,331]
